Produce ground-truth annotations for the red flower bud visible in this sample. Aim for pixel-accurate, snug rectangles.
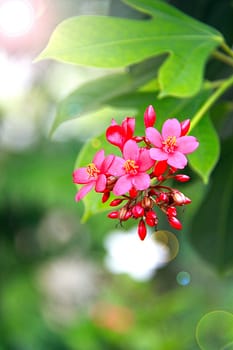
[172,191,186,205]
[146,210,157,219]
[102,191,110,203]
[108,211,119,219]
[145,217,158,227]
[184,196,192,204]
[138,219,147,240]
[180,119,190,136]
[124,210,132,220]
[153,160,168,177]
[168,216,182,230]
[129,187,138,198]
[133,136,143,142]
[144,105,156,128]
[132,204,144,218]
[174,174,190,182]
[166,206,177,217]
[157,192,168,202]
[110,198,124,206]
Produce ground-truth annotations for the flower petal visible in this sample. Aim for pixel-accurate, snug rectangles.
[75,182,95,201]
[132,173,151,191]
[146,127,162,147]
[93,149,105,168]
[113,175,132,196]
[176,136,199,154]
[149,148,168,161]
[162,119,181,139]
[138,148,154,171]
[106,125,123,149]
[108,156,125,176]
[123,139,139,161]
[122,117,135,139]
[73,168,90,184]
[95,174,106,192]
[101,154,115,173]
[167,151,187,169]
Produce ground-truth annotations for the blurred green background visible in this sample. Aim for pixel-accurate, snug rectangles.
[0,0,233,349]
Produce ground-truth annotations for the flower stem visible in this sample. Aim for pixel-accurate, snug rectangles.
[212,50,233,68]
[221,42,233,59]
[190,74,233,131]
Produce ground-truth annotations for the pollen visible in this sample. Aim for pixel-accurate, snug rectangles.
[124,159,139,175]
[86,163,100,178]
[162,136,177,153]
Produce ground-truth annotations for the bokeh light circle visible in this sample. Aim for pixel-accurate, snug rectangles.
[152,230,179,263]
[196,310,233,350]
[0,0,35,37]
[176,271,191,286]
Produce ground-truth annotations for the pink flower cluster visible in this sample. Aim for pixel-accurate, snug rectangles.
[73,105,199,240]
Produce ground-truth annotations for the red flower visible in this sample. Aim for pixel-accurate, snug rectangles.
[106,117,135,151]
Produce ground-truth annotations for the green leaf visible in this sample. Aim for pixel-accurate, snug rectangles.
[37,0,223,97]
[189,137,233,274]
[188,115,220,183]
[51,58,159,134]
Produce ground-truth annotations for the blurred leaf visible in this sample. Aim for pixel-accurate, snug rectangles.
[51,58,159,134]
[188,115,220,183]
[189,137,233,274]
[37,0,223,97]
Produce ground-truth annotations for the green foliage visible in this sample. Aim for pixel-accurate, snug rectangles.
[36,0,233,274]
[37,0,223,97]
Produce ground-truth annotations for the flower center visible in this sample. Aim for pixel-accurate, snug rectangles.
[86,163,100,178]
[162,136,177,153]
[124,159,139,175]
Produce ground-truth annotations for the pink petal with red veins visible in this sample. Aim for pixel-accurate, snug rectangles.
[75,182,95,201]
[149,148,168,161]
[132,173,151,191]
[108,156,125,176]
[93,149,105,168]
[106,125,123,148]
[176,136,199,154]
[162,119,181,139]
[167,151,187,169]
[123,139,139,161]
[138,148,154,171]
[113,175,132,196]
[146,127,162,147]
[95,174,106,192]
[73,168,90,184]
[101,154,115,172]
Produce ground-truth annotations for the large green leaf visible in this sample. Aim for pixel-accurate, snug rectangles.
[188,137,233,274]
[51,58,159,134]
[37,0,223,97]
[74,90,220,220]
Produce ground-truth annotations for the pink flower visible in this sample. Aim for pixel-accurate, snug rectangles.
[146,119,199,169]
[73,150,114,201]
[109,139,154,196]
[106,117,135,151]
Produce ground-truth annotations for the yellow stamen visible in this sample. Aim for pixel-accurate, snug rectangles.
[86,163,100,178]
[162,136,177,153]
[124,159,139,175]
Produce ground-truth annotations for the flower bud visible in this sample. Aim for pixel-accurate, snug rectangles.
[102,191,110,203]
[133,136,143,142]
[141,196,153,209]
[145,217,158,227]
[138,219,147,240]
[172,190,186,205]
[184,196,191,204]
[166,206,177,217]
[132,204,144,218]
[108,211,119,219]
[153,160,167,177]
[119,207,128,221]
[124,210,132,220]
[180,119,190,136]
[157,192,168,202]
[144,105,156,128]
[174,174,190,182]
[110,198,124,206]
[129,187,138,198]
[168,216,182,230]
[146,210,157,220]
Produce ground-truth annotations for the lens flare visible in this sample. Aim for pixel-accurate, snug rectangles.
[152,230,179,263]
[0,0,35,37]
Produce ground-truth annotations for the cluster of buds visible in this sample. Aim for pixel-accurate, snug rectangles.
[73,105,199,240]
